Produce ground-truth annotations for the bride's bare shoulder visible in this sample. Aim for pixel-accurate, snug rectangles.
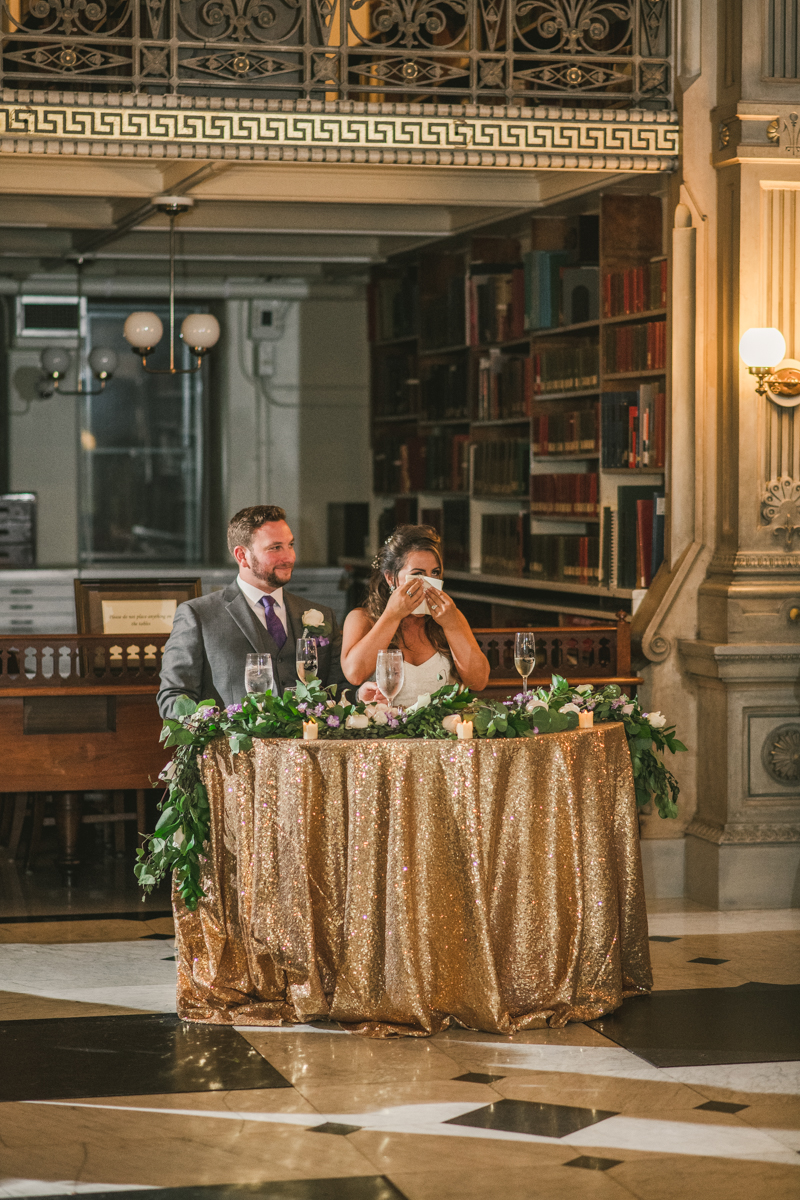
[343,606,375,635]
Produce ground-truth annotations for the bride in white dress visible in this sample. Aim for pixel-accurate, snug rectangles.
[341,524,490,708]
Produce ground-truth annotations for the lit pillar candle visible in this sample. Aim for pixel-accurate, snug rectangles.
[303,720,318,741]
[578,710,594,729]
[456,720,474,740]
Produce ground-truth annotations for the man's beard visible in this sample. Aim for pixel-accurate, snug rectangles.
[249,556,292,589]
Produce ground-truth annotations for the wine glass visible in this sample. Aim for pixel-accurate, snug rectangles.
[514,632,536,697]
[376,649,404,706]
[296,637,319,683]
[244,652,273,697]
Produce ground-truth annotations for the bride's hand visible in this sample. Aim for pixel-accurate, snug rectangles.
[425,587,459,631]
[384,577,425,622]
[358,682,388,705]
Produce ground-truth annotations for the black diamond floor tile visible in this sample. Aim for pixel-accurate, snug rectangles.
[689,956,729,965]
[141,932,175,940]
[309,1122,363,1136]
[563,1156,623,1171]
[15,1180,407,1200]
[445,1098,617,1138]
[587,983,800,1067]
[695,1100,749,1114]
[649,935,680,943]
[0,1014,291,1102]
[452,1071,505,1085]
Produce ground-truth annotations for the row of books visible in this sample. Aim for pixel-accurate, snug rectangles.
[600,386,666,469]
[481,512,527,577]
[603,320,667,374]
[532,406,599,456]
[528,534,600,586]
[603,486,665,589]
[420,275,466,350]
[421,359,469,421]
[602,260,667,318]
[374,350,417,418]
[530,472,600,517]
[373,432,470,495]
[468,267,526,346]
[533,343,599,394]
[472,438,529,498]
[370,271,418,342]
[476,350,533,421]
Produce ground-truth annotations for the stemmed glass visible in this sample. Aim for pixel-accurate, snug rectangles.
[244,652,273,697]
[376,649,404,707]
[296,637,319,683]
[514,632,536,697]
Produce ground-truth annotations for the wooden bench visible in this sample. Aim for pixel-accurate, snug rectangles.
[472,613,641,698]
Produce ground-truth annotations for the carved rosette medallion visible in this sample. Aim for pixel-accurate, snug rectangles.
[761,477,800,549]
[762,724,800,786]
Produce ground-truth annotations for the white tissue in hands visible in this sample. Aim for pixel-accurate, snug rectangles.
[412,575,444,617]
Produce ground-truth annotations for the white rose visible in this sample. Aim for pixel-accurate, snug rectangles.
[326,699,337,708]
[622,703,635,715]
[302,609,324,627]
[368,708,389,726]
[559,703,580,715]
[526,698,548,712]
[172,828,185,849]
[442,713,462,733]
[345,712,369,729]
[648,711,667,728]
[576,684,593,696]
[406,693,431,713]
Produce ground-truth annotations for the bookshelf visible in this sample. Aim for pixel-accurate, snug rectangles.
[367,192,669,622]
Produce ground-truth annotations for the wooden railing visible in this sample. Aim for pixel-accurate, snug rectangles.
[0,635,169,691]
[473,613,639,693]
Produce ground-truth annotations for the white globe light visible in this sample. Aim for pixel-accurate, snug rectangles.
[180,312,220,352]
[88,347,118,379]
[124,311,164,352]
[41,346,70,376]
[739,327,786,370]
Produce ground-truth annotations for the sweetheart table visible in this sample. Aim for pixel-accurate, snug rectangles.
[173,725,652,1036]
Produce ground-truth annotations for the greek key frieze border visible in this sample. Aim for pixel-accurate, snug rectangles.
[0,101,680,169]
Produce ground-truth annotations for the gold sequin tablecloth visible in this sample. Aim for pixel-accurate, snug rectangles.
[174,725,652,1035]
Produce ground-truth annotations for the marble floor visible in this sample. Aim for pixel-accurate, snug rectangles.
[1,856,799,1200]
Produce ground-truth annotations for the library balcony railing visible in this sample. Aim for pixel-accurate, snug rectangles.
[0,0,672,109]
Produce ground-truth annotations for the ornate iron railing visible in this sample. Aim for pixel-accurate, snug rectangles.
[0,0,672,107]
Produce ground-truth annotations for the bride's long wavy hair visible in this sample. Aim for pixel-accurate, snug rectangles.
[365,524,454,666]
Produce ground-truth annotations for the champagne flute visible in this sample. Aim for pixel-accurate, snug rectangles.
[514,632,536,697]
[296,637,319,683]
[244,652,273,697]
[376,649,404,707]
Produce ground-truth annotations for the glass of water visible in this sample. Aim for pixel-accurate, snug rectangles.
[376,649,405,706]
[514,632,536,696]
[244,652,273,697]
[296,637,319,683]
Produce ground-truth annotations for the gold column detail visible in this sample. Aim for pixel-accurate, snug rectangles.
[760,184,800,503]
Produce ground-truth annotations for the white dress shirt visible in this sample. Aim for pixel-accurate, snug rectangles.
[236,577,288,636]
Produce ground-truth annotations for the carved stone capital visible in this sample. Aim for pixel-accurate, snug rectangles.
[686,818,800,845]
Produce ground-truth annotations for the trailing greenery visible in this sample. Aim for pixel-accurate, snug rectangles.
[136,677,685,910]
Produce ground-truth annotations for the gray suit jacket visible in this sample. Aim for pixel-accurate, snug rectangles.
[157,579,346,718]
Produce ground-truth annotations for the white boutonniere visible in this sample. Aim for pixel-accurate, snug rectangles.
[301,607,332,647]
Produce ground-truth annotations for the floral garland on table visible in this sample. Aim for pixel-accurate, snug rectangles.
[136,675,685,910]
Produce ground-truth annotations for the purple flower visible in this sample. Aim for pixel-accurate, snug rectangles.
[326,715,340,728]
[314,703,325,716]
[318,637,330,647]
[388,716,399,729]
[297,702,308,713]
[197,705,218,717]
[533,726,539,734]
[226,703,243,715]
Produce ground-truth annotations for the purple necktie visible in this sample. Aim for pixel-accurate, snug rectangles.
[260,594,287,650]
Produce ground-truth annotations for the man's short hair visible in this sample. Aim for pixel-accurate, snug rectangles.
[227,505,287,556]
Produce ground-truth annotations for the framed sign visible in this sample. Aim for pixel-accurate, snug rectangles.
[74,578,201,635]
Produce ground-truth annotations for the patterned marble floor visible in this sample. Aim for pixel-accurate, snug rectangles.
[0,873,798,1200]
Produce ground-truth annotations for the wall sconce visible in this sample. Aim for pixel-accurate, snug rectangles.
[123,196,220,375]
[38,258,118,398]
[739,327,800,407]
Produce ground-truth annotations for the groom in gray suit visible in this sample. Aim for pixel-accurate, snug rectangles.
[157,504,346,718]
